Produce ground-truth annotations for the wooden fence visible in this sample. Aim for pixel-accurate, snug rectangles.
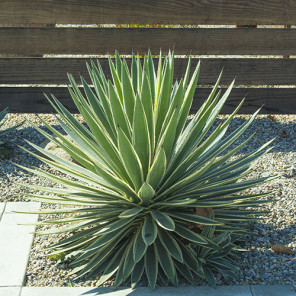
[0,0,295,114]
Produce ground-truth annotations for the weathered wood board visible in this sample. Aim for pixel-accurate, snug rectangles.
[0,0,295,25]
[0,57,295,85]
[0,28,295,56]
[0,87,294,114]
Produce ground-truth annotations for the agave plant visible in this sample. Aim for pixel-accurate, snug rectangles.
[0,107,21,145]
[21,51,274,288]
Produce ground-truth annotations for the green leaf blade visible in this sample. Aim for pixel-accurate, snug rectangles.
[142,214,158,246]
[151,210,175,231]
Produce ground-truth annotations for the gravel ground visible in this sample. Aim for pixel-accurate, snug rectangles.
[0,112,295,288]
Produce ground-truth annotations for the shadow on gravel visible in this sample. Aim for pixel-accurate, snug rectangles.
[241,222,296,249]
[234,222,296,285]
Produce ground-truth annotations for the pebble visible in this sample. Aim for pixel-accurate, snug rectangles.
[0,113,295,287]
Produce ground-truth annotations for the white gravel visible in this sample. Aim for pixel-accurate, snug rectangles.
[0,113,295,288]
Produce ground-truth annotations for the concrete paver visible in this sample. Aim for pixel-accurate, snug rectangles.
[0,287,21,296]
[0,203,6,221]
[4,202,40,217]
[21,286,253,296]
[0,203,5,213]
[0,202,40,286]
[250,284,296,296]
[17,285,296,296]
[21,287,102,296]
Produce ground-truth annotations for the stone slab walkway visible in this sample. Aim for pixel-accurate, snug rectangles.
[16,285,296,296]
[0,202,40,288]
[0,202,295,296]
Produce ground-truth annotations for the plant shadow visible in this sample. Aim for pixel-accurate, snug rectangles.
[233,221,296,285]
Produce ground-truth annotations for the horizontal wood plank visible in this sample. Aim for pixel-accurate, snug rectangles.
[0,28,295,56]
[0,57,296,85]
[0,0,295,25]
[0,87,295,114]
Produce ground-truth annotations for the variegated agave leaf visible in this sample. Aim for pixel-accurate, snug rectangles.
[193,225,241,286]
[22,51,274,289]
